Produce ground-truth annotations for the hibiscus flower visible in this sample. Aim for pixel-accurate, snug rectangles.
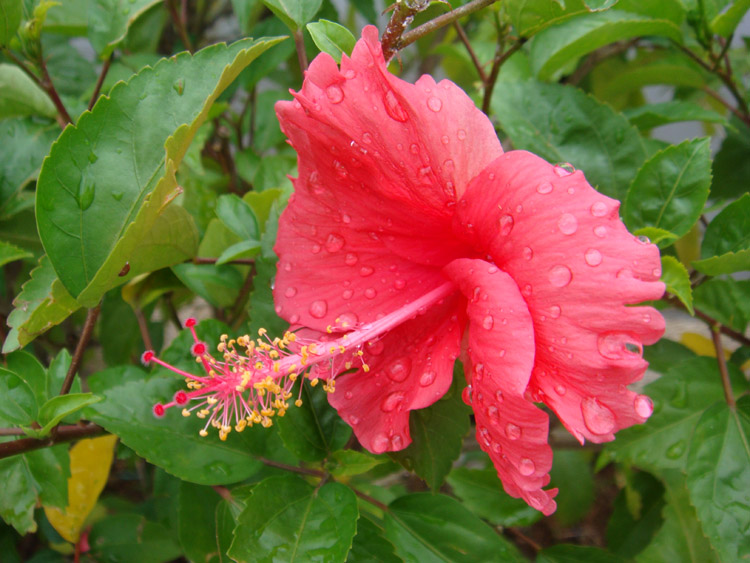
[270,26,665,514]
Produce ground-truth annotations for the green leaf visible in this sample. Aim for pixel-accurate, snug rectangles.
[3,255,80,353]
[686,396,750,562]
[530,11,682,80]
[549,450,594,526]
[0,367,38,426]
[261,0,322,31]
[328,450,386,477]
[87,514,182,562]
[634,226,678,247]
[36,37,284,307]
[87,369,265,485]
[0,240,31,267]
[446,467,542,527]
[248,256,289,336]
[712,117,750,199]
[0,64,57,119]
[177,483,222,563]
[389,371,470,491]
[171,262,245,308]
[506,0,590,37]
[693,278,750,333]
[307,19,355,63]
[623,138,711,239]
[229,475,358,563]
[693,193,750,275]
[276,382,351,462]
[624,101,727,131]
[604,357,749,473]
[661,256,693,314]
[215,193,260,241]
[385,493,524,562]
[0,0,22,46]
[37,393,101,436]
[644,338,696,375]
[347,514,400,563]
[215,239,261,265]
[616,0,686,22]
[47,349,76,397]
[537,544,624,563]
[88,0,162,57]
[710,0,750,36]
[607,471,665,558]
[492,80,646,200]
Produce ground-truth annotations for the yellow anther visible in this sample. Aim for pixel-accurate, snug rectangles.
[310,378,319,387]
[258,328,267,336]
[221,334,228,341]
[356,350,364,356]
[339,345,346,353]
[330,346,337,354]
[182,409,191,417]
[287,364,297,374]
[236,419,247,432]
[345,362,352,370]
[217,343,226,352]
[255,361,263,370]
[362,363,370,372]
[295,399,303,407]
[207,397,218,405]
[270,350,279,359]
[273,362,280,373]
[278,408,287,417]
[289,373,298,382]
[199,429,208,437]
[197,409,209,418]
[341,322,349,328]
[326,325,333,334]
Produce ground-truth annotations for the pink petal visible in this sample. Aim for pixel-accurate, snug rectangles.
[273,26,501,329]
[444,258,557,515]
[454,151,665,444]
[328,294,464,453]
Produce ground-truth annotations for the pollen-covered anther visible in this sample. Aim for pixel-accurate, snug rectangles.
[182,408,191,417]
[199,429,208,437]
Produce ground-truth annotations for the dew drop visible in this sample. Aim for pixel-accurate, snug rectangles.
[584,248,602,266]
[427,96,443,112]
[309,300,328,319]
[482,315,494,330]
[325,84,344,103]
[341,213,351,224]
[555,385,567,396]
[387,359,411,382]
[345,253,358,266]
[519,458,535,476]
[523,247,533,261]
[495,390,504,403]
[594,225,607,238]
[344,69,356,79]
[498,214,514,236]
[111,191,123,201]
[598,332,642,360]
[457,129,467,140]
[275,304,282,314]
[537,181,553,194]
[505,423,521,440]
[443,159,455,173]
[372,433,390,452]
[636,235,651,244]
[359,266,374,277]
[290,314,300,324]
[284,287,297,298]
[491,442,502,454]
[342,289,353,299]
[364,287,377,299]
[666,440,686,459]
[441,135,449,145]
[549,305,561,318]
[462,385,473,405]
[591,201,608,217]
[487,406,499,424]
[383,90,408,122]
[311,244,321,254]
[634,394,653,418]
[549,265,572,287]
[367,340,385,355]
[581,397,615,435]
[558,213,578,235]
[381,391,405,412]
[325,233,345,252]
[419,371,436,386]
[522,284,532,297]
[553,162,575,176]
[345,391,353,400]
[479,426,492,446]
[391,434,404,449]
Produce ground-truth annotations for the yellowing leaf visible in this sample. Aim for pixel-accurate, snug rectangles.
[44,435,118,543]
[680,332,730,359]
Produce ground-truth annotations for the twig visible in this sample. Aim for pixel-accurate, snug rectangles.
[38,53,73,125]
[453,21,487,82]
[58,305,101,397]
[192,257,255,266]
[482,40,525,115]
[257,457,326,477]
[293,29,308,72]
[710,325,736,408]
[88,54,113,111]
[702,86,750,127]
[666,296,750,347]
[230,263,257,329]
[0,428,26,436]
[165,0,193,53]
[0,424,106,460]
[351,486,390,512]
[507,527,542,552]
[134,306,154,351]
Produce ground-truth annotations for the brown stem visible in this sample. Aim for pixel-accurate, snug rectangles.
[565,38,638,86]
[212,485,234,502]
[702,86,750,127]
[38,53,73,125]
[0,428,26,436]
[165,293,184,331]
[710,325,736,408]
[257,457,326,477]
[230,263,257,330]
[293,29,308,72]
[453,21,487,83]
[396,0,499,56]
[507,527,542,552]
[58,305,101,397]
[0,424,106,460]
[192,257,255,265]
[667,296,750,348]
[165,0,194,53]
[134,306,154,351]
[482,40,524,115]
[351,487,389,512]
[88,54,113,111]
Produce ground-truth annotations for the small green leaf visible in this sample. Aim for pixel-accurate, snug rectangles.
[0,0,22,46]
[530,11,682,80]
[6,351,49,408]
[607,471,665,558]
[0,240,31,267]
[348,515,400,563]
[537,544,624,563]
[389,371,470,491]
[178,483,222,563]
[87,513,182,562]
[644,338,696,375]
[661,256,693,314]
[0,64,57,119]
[693,278,750,333]
[37,393,101,435]
[261,0,322,31]
[215,239,261,265]
[276,382,351,462]
[215,193,260,240]
[710,0,750,36]
[693,193,750,275]
[492,80,646,200]
[550,450,594,526]
[712,117,750,200]
[506,0,589,38]
[171,263,245,308]
[624,138,711,239]
[228,475,358,563]
[624,101,727,131]
[0,367,38,426]
[385,493,524,562]
[307,19,355,63]
[88,0,162,57]
[328,450,386,477]
[0,456,38,534]
[446,467,542,527]
[634,226,678,247]
[686,396,750,562]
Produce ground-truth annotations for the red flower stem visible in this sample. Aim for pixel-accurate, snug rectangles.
[0,424,106,460]
[711,325,736,409]
[293,29,308,72]
[88,53,113,111]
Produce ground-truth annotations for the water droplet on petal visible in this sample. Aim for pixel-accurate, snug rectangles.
[441,135,449,145]
[482,315,494,330]
[499,214,514,236]
[345,253,358,266]
[325,84,344,103]
[341,213,351,224]
[419,371,436,386]
[594,225,607,238]
[549,265,572,287]
[457,129,467,140]
[519,458,535,476]
[342,289,353,299]
[522,284,532,297]
[523,247,533,260]
[634,394,653,418]
[359,266,374,277]
[495,390,504,403]
[505,423,521,440]
[462,385,473,405]
[325,233,344,252]
[581,397,615,435]
[584,248,602,266]
[364,287,377,299]
[284,287,297,298]
[598,332,642,360]
[383,90,408,122]
[311,244,321,254]
[344,69,356,79]
[549,305,561,318]
[558,213,578,235]
[381,391,405,412]
[394,279,406,290]
[427,96,442,111]
[537,181,553,194]
[345,391,353,400]
[553,162,575,176]
[491,442,502,454]
[309,300,328,319]
[591,202,608,217]
[387,358,411,382]
[391,434,403,449]
[479,426,492,446]
[372,433,390,452]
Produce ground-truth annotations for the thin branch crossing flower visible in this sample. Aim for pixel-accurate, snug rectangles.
[149,26,665,515]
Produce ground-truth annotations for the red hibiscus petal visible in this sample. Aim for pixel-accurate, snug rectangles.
[454,151,665,444]
[273,25,501,330]
[328,293,464,453]
[444,258,558,515]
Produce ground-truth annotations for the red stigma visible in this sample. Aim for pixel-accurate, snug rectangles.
[174,391,189,405]
[152,403,166,418]
[185,318,197,328]
[191,342,207,356]
[141,351,155,365]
